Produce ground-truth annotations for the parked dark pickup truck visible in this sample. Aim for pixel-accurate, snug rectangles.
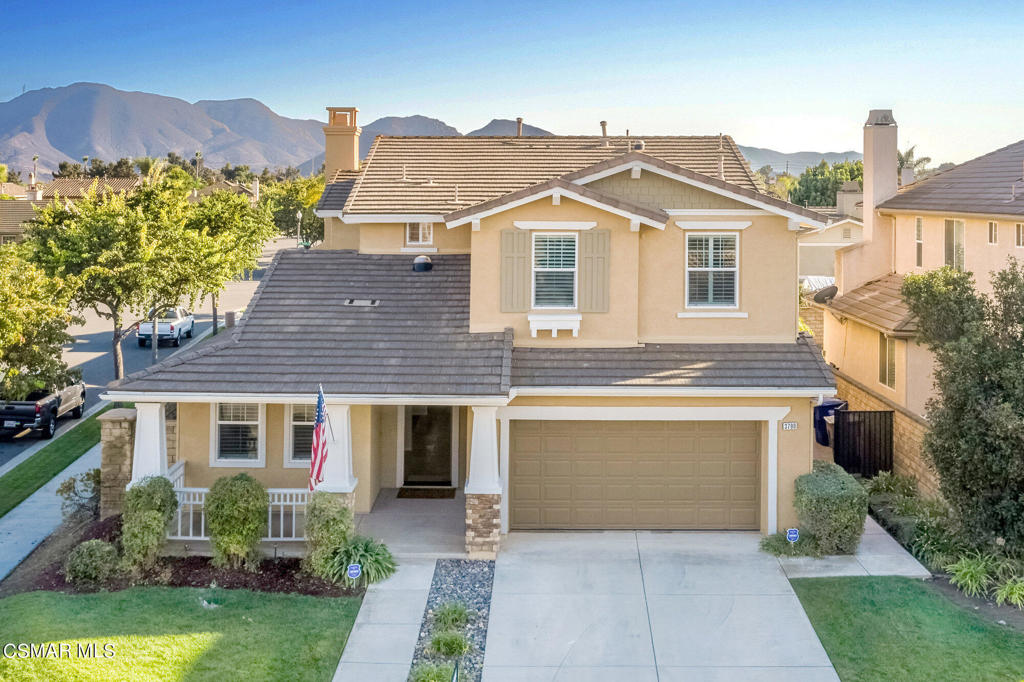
[0,382,87,439]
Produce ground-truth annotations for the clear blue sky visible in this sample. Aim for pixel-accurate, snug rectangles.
[3,0,1020,163]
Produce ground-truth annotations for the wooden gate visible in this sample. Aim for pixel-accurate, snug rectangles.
[833,409,894,478]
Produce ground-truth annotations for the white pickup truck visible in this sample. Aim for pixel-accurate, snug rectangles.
[137,307,195,347]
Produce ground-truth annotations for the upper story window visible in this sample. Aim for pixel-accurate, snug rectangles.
[988,221,999,245]
[686,233,738,307]
[213,403,264,465]
[944,219,965,271]
[878,332,896,389]
[406,222,433,246]
[532,233,577,309]
[1017,223,1024,248]
[915,217,923,267]
[285,404,316,466]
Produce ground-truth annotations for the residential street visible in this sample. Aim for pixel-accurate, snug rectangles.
[0,237,291,468]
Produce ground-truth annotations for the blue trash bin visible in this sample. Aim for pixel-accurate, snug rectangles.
[813,398,847,446]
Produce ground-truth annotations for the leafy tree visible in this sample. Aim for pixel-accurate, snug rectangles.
[53,161,86,178]
[898,145,932,177]
[902,262,1024,546]
[260,175,325,243]
[789,160,864,207]
[0,164,7,183]
[0,246,79,399]
[220,163,255,184]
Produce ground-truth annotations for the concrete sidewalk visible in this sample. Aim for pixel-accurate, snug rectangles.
[0,444,101,581]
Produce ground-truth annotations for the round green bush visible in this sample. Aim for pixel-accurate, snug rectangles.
[121,509,167,572]
[430,629,471,658]
[123,475,178,525]
[794,460,868,554]
[328,535,397,587]
[302,491,354,580]
[206,473,269,571]
[64,539,118,588]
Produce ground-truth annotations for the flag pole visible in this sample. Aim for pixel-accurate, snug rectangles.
[321,384,336,441]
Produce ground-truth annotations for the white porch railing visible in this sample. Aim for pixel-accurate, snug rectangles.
[168,485,310,542]
[167,460,185,489]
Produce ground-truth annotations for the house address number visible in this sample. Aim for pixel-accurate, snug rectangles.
[782,422,798,430]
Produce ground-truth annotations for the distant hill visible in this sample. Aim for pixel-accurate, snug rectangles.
[737,145,862,176]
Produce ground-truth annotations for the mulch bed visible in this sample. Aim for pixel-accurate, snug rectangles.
[16,514,360,598]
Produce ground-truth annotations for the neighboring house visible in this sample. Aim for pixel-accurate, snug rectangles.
[798,181,864,281]
[104,106,834,558]
[188,178,259,204]
[0,182,26,198]
[41,176,143,199]
[822,110,1024,494]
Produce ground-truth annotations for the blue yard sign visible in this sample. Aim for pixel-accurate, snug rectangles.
[346,563,362,580]
[786,528,800,544]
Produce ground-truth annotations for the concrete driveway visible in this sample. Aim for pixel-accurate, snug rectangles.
[483,531,838,681]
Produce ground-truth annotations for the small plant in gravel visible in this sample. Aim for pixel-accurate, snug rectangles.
[206,473,269,571]
[328,536,396,587]
[759,531,823,558]
[410,662,456,682]
[64,539,119,588]
[303,491,354,580]
[946,552,998,598]
[431,629,471,658]
[995,577,1024,609]
[434,601,471,630]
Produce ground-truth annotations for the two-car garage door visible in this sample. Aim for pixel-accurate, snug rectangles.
[510,420,760,530]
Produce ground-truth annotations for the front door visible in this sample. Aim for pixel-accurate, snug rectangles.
[404,406,453,486]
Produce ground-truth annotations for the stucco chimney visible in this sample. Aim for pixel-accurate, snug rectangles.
[323,107,361,178]
[252,177,260,202]
[516,117,523,137]
[900,167,915,187]
[26,172,42,201]
[600,121,608,137]
[862,109,898,241]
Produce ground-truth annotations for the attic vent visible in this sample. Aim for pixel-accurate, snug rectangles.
[633,140,646,151]
[343,298,380,307]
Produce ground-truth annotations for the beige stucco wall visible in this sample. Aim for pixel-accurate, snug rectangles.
[506,395,815,533]
[822,311,910,409]
[589,170,750,210]
[322,219,472,254]
[799,246,839,277]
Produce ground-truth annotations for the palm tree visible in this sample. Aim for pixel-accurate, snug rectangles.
[898,145,932,175]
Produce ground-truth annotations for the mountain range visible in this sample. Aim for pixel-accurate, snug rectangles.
[0,83,861,178]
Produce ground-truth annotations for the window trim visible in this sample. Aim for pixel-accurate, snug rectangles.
[878,333,896,390]
[209,403,266,467]
[944,218,966,271]
[684,231,740,310]
[283,403,317,468]
[915,217,923,267]
[531,231,578,311]
[988,221,999,245]
[1016,223,1024,249]
[405,222,434,246]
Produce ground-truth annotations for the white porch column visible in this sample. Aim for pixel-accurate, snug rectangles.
[129,402,166,487]
[767,418,779,534]
[465,406,501,494]
[316,404,358,494]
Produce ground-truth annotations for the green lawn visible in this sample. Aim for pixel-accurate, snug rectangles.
[792,577,1024,681]
[0,587,361,681]
[0,408,109,518]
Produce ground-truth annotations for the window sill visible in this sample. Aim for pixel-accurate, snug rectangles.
[283,459,311,469]
[401,246,437,253]
[677,311,748,318]
[528,312,582,338]
[210,457,265,468]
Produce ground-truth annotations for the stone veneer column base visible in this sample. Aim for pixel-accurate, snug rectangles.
[465,493,501,559]
[98,408,137,519]
[335,491,356,512]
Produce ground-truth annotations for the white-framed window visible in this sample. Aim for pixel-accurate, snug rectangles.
[210,403,265,466]
[878,332,896,389]
[0,235,17,245]
[944,218,965,271]
[988,221,999,245]
[406,222,433,246]
[915,217,923,267]
[531,232,578,309]
[686,233,738,308]
[284,404,316,467]
[1017,223,1024,248]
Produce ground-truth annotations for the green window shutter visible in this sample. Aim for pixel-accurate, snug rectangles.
[579,229,610,313]
[500,229,530,312]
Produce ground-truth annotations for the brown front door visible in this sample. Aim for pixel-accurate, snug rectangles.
[404,406,453,486]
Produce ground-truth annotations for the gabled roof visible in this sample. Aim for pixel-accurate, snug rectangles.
[0,182,26,197]
[0,199,45,232]
[443,177,669,228]
[878,139,1024,217]
[317,169,361,213]
[43,176,142,199]
[827,273,916,336]
[318,135,761,215]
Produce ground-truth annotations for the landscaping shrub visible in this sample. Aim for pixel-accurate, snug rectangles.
[864,471,918,498]
[434,601,471,630]
[759,531,823,558]
[328,535,397,587]
[911,509,968,572]
[409,662,455,682]
[794,460,868,554]
[56,468,101,519]
[123,475,178,525]
[64,539,118,588]
[995,577,1024,609]
[945,552,997,598]
[302,491,354,580]
[121,509,167,572]
[206,473,269,571]
[430,630,471,658]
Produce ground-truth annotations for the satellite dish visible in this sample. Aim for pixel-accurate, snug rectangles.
[813,285,839,304]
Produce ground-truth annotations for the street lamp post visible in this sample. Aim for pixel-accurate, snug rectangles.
[296,209,303,246]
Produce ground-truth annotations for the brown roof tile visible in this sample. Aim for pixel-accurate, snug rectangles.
[0,200,45,232]
[827,273,915,335]
[43,177,142,199]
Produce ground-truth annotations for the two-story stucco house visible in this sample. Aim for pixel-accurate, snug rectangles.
[822,110,1024,494]
[104,106,835,558]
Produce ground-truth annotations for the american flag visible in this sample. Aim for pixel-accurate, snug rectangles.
[308,385,329,491]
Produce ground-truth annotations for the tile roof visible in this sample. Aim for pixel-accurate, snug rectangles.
[511,334,834,389]
[827,273,915,335]
[112,250,513,396]
[43,176,142,199]
[878,139,1024,217]
[317,169,360,213]
[318,135,762,215]
[0,200,45,232]
[0,183,26,197]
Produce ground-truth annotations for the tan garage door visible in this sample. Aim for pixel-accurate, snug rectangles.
[510,420,760,530]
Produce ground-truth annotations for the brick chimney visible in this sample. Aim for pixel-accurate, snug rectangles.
[862,110,898,242]
[323,107,361,178]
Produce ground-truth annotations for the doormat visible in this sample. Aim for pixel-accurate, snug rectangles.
[397,487,456,499]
